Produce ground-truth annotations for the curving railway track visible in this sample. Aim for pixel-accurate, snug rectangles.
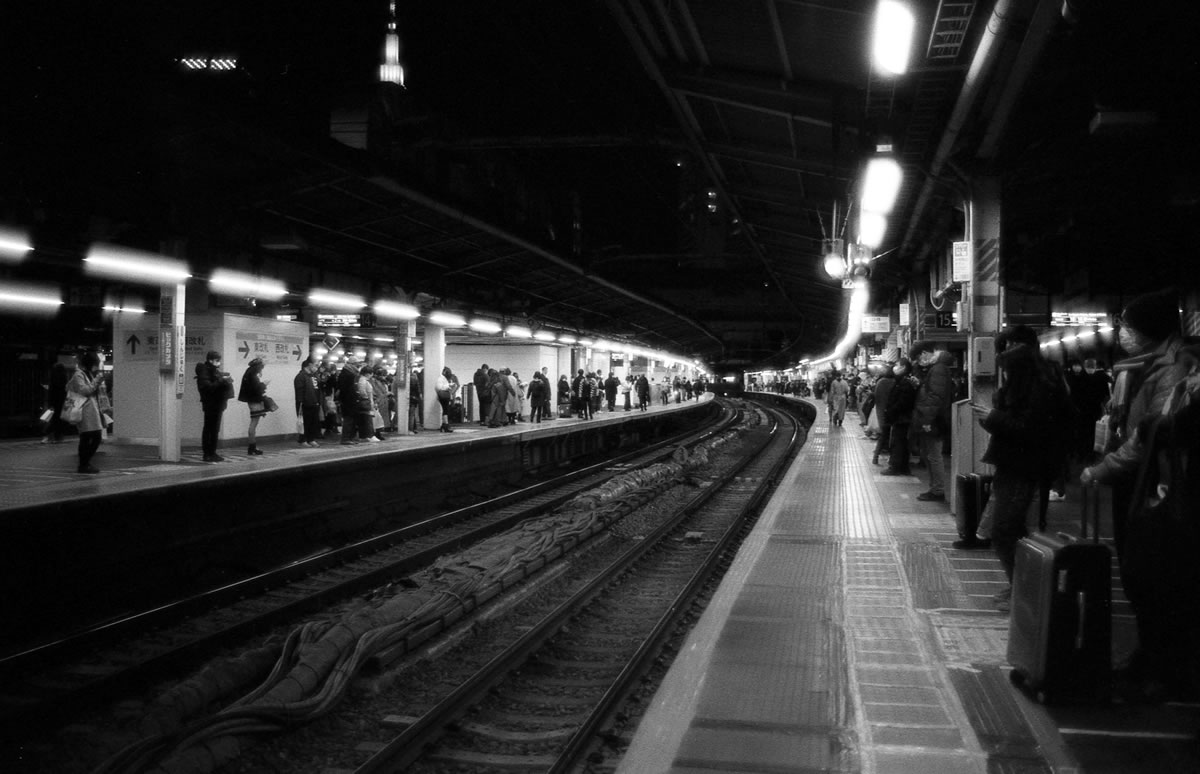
[340,402,804,773]
[2,403,750,769]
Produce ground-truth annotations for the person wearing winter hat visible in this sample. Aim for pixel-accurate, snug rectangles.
[1081,286,1189,702]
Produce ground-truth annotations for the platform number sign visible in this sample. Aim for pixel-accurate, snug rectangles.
[935,310,958,329]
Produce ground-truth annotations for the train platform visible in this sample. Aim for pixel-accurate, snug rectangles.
[619,402,1200,774]
[0,395,711,513]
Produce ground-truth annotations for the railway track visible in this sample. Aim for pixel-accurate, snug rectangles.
[0,407,737,744]
[348,403,802,773]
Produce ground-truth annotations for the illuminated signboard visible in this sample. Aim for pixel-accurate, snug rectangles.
[1051,312,1109,327]
[317,313,362,328]
[861,316,891,334]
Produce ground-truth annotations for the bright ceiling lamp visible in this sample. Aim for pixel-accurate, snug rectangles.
[578,338,595,347]
[468,318,502,334]
[858,212,888,248]
[557,334,577,344]
[308,289,366,310]
[505,324,532,338]
[822,237,846,280]
[85,244,191,284]
[209,269,287,299]
[873,1,915,75]
[428,310,466,327]
[374,300,420,320]
[0,280,62,317]
[0,227,32,263]
[860,156,903,214]
[533,330,557,342]
[380,1,405,86]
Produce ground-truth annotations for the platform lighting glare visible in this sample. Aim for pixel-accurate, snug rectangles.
[373,336,393,343]
[557,334,577,344]
[505,325,532,338]
[468,319,502,334]
[373,300,420,320]
[209,269,287,300]
[308,290,366,310]
[1098,326,1114,334]
[533,331,557,342]
[428,311,466,327]
[578,338,595,347]
[0,280,63,317]
[0,227,33,263]
[85,245,191,284]
[873,1,915,75]
[1061,334,1078,344]
[102,305,148,314]
[823,253,847,280]
[860,157,903,214]
[858,212,888,248]
[1076,330,1096,340]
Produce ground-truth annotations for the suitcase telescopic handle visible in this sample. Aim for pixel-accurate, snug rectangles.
[1080,482,1101,543]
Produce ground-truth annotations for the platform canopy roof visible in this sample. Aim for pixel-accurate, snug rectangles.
[6,1,1198,367]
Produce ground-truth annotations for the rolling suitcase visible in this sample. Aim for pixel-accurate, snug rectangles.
[955,473,992,541]
[1007,483,1111,703]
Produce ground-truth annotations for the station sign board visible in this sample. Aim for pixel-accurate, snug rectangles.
[861,316,891,334]
[234,330,306,364]
[1050,312,1109,327]
[952,241,972,282]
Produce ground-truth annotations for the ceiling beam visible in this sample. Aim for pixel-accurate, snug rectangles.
[708,142,849,176]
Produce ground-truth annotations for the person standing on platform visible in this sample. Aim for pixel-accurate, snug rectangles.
[338,356,362,444]
[527,372,545,422]
[371,366,390,439]
[621,375,632,410]
[356,364,379,441]
[238,357,270,456]
[294,357,322,448]
[881,358,917,475]
[636,373,650,411]
[488,368,508,427]
[68,350,109,474]
[974,327,1066,606]
[604,372,620,412]
[911,341,954,501]
[871,364,895,465]
[1080,287,1188,701]
[827,372,848,426]
[195,350,233,462]
[408,367,423,434]
[435,366,458,432]
[473,363,491,426]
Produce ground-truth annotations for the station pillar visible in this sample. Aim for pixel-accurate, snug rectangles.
[158,283,185,461]
[423,324,446,430]
[969,176,1002,406]
[395,319,415,434]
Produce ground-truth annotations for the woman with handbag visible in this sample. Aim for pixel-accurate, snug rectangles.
[238,357,271,456]
[66,350,109,474]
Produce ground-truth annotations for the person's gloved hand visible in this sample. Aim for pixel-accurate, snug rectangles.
[1080,467,1096,485]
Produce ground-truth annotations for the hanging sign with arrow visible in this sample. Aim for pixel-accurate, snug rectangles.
[235,330,306,365]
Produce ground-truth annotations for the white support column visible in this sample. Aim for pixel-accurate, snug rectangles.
[423,323,446,429]
[158,283,185,461]
[394,319,415,433]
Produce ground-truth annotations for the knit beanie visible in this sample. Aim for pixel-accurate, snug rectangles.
[1122,288,1180,342]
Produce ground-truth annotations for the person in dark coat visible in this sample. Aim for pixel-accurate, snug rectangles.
[636,374,650,411]
[237,357,269,455]
[294,358,322,447]
[881,358,916,475]
[871,365,895,465]
[527,372,546,422]
[975,329,1065,603]
[911,341,954,500]
[195,350,234,462]
[338,357,362,444]
[473,363,491,425]
[604,372,620,412]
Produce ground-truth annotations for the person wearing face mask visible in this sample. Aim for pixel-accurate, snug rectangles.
[1080,287,1188,701]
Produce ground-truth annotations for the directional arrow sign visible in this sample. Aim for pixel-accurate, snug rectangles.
[293,345,303,360]
[238,341,250,358]
[126,333,141,355]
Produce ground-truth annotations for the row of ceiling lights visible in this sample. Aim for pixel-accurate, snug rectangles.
[0,232,693,364]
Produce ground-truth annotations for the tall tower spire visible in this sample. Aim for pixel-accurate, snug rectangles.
[380,1,404,86]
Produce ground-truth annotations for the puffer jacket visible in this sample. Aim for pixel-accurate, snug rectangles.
[979,344,1061,479]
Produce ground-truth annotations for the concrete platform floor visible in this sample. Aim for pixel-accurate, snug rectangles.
[619,406,1200,774]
